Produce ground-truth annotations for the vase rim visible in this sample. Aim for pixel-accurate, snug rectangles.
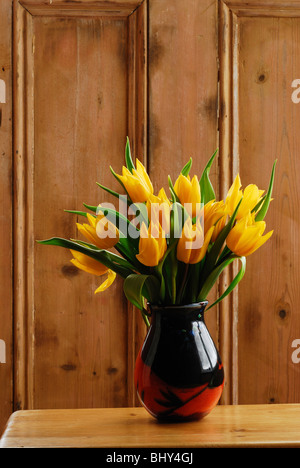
[148,301,208,311]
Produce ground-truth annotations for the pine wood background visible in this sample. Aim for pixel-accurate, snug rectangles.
[1,0,300,435]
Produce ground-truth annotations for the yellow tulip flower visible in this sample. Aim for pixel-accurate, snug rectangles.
[203,200,227,243]
[225,174,243,217]
[116,159,154,203]
[174,173,201,218]
[70,250,116,293]
[76,213,119,250]
[94,269,117,294]
[239,184,265,219]
[70,250,109,276]
[136,222,167,267]
[177,218,214,264]
[211,215,227,243]
[147,188,172,234]
[225,175,264,219]
[226,212,273,257]
[203,200,226,233]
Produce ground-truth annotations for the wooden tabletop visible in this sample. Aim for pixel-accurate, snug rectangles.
[1,404,300,448]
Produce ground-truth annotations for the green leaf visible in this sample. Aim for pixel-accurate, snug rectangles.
[96,181,123,200]
[64,205,98,217]
[109,165,134,204]
[129,202,149,227]
[64,209,91,218]
[37,237,134,279]
[70,238,101,250]
[251,195,266,214]
[168,176,180,204]
[114,242,142,272]
[181,158,192,177]
[123,274,160,310]
[197,254,245,304]
[206,256,246,310]
[199,149,218,204]
[169,202,187,243]
[110,165,127,190]
[204,198,242,273]
[255,160,277,222]
[155,241,178,303]
[125,137,135,173]
[83,203,97,213]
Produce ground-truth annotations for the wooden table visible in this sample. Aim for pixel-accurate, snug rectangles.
[1,404,300,448]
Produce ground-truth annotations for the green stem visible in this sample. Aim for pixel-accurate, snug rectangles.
[141,310,150,328]
[171,269,177,304]
[171,251,178,305]
[176,263,189,305]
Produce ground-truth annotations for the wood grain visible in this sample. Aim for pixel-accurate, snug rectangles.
[0,0,13,437]
[219,0,300,405]
[237,14,300,404]
[148,0,220,349]
[1,404,300,447]
[13,0,147,412]
[20,0,144,16]
[4,0,300,427]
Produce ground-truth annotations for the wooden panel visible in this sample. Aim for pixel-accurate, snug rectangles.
[0,0,13,436]
[220,0,300,404]
[148,0,220,386]
[20,0,143,16]
[13,0,147,410]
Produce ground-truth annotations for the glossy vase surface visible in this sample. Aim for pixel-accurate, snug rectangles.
[134,302,224,422]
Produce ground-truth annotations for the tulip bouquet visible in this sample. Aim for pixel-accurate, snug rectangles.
[39,139,276,327]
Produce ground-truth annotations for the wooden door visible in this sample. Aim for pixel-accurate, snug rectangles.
[2,0,300,437]
[13,0,150,413]
[219,0,300,405]
[7,0,219,428]
[0,0,13,435]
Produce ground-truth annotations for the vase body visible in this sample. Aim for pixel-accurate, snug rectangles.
[134,302,224,422]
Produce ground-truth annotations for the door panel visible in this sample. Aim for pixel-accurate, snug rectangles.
[13,0,147,410]
[219,0,300,404]
[11,0,220,413]
[0,0,13,435]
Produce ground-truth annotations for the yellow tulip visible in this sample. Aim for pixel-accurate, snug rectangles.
[136,222,167,267]
[116,159,153,203]
[239,184,265,219]
[225,175,243,217]
[225,175,264,220]
[174,174,201,218]
[211,215,227,243]
[177,218,214,264]
[76,213,119,250]
[203,200,227,242]
[70,250,116,293]
[226,212,273,257]
[147,188,172,234]
[203,200,227,233]
[70,250,109,276]
[94,269,116,294]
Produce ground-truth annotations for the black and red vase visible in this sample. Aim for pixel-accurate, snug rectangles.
[134,302,224,422]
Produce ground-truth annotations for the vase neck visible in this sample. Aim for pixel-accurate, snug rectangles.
[148,302,208,324]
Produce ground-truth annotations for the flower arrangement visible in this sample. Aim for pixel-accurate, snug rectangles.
[39,139,276,327]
